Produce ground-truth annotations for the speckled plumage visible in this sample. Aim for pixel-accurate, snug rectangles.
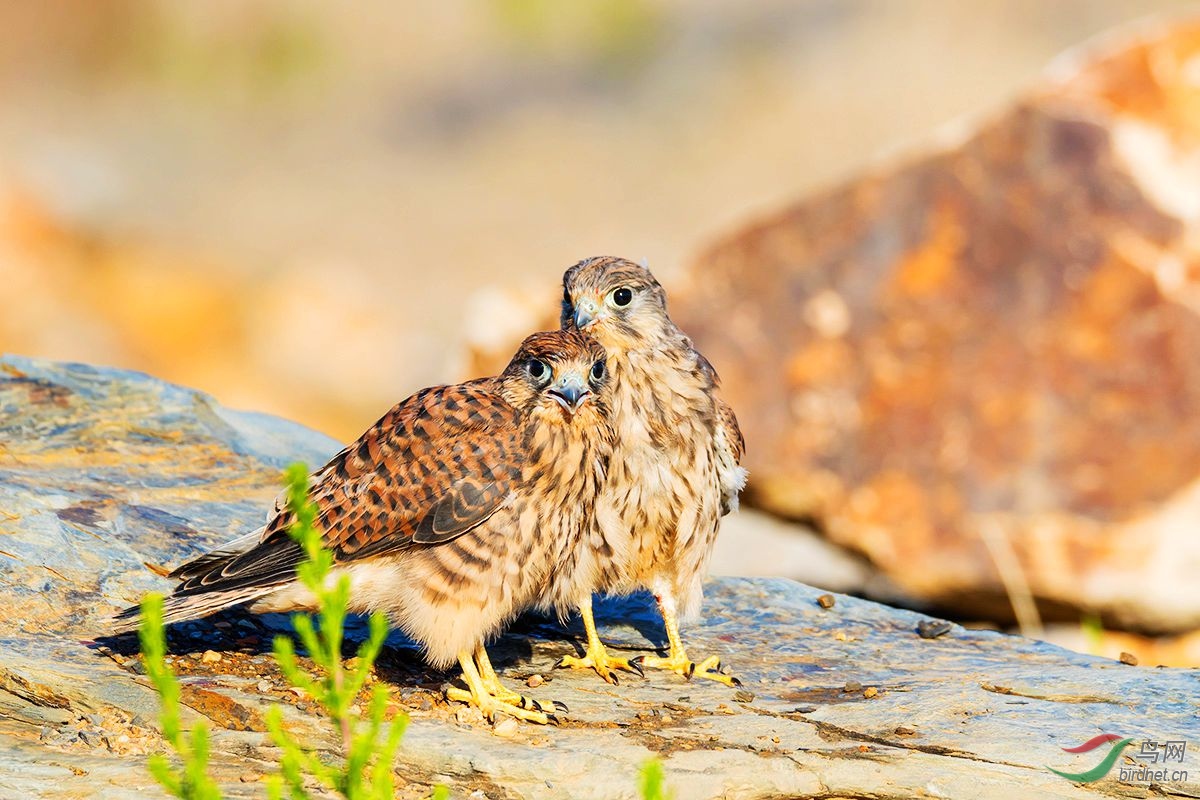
[116,331,614,678]
[556,256,746,683]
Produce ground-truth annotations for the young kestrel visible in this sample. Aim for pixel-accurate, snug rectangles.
[554,256,747,686]
[115,330,614,724]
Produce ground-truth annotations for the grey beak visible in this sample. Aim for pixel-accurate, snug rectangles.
[573,298,600,329]
[549,373,590,414]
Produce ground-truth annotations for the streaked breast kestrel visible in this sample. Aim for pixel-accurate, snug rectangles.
[554,256,747,686]
[116,329,615,724]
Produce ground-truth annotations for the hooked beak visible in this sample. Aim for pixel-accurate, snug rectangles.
[548,371,590,415]
[573,297,602,329]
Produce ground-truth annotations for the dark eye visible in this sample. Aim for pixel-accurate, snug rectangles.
[590,360,606,383]
[612,287,633,307]
[527,358,549,384]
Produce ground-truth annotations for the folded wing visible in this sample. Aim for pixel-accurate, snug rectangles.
[165,380,522,600]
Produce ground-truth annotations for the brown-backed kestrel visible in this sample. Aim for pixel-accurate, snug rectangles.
[554,256,747,686]
[115,330,614,724]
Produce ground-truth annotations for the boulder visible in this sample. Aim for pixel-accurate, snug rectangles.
[1,354,1198,798]
[673,20,1200,634]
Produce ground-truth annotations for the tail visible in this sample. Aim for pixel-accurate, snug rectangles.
[110,585,280,635]
[110,527,306,635]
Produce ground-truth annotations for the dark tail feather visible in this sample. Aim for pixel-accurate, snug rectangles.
[168,527,264,580]
[110,530,306,636]
[110,585,280,635]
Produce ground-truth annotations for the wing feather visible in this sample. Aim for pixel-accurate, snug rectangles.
[716,395,745,464]
[172,379,522,596]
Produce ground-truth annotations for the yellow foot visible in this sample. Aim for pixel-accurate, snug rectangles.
[640,653,741,687]
[556,648,645,685]
[445,685,568,725]
[478,678,526,706]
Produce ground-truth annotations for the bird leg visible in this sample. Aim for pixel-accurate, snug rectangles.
[640,594,741,687]
[445,648,566,724]
[555,594,644,685]
[475,644,567,714]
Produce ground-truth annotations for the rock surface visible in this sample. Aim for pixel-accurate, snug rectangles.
[671,20,1200,634]
[2,355,1199,798]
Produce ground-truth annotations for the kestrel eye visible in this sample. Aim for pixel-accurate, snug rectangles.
[590,360,606,383]
[611,287,633,307]
[527,358,550,384]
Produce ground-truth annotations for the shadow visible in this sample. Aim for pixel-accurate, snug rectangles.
[93,607,280,659]
[509,589,669,656]
[91,606,422,663]
[91,604,540,687]
[91,590,669,680]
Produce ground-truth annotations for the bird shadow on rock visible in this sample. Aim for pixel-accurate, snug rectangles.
[90,591,668,688]
[91,606,527,691]
[510,590,669,656]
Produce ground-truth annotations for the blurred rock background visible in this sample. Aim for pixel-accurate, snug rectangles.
[3,1,1200,664]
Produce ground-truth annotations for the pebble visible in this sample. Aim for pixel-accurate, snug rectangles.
[733,689,755,703]
[843,681,862,693]
[454,706,482,725]
[492,717,519,738]
[526,674,544,689]
[917,619,952,639]
[863,686,878,699]
[1119,651,1139,666]
[256,680,271,693]
[895,726,916,736]
[817,593,836,609]
[240,772,261,783]
[200,650,222,664]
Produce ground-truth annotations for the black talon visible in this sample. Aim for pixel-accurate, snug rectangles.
[531,699,545,712]
[546,714,562,726]
[552,699,569,713]
[685,662,696,680]
[629,656,646,678]
[554,657,568,670]
[608,672,620,686]
[730,676,743,687]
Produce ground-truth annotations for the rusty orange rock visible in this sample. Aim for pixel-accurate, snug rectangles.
[675,21,1200,633]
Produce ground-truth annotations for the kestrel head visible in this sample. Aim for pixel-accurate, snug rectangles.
[500,330,609,425]
[561,256,672,354]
